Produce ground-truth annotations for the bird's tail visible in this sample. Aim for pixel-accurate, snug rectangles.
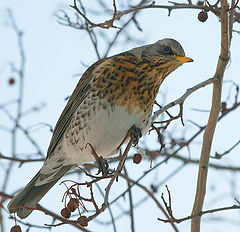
[8,165,73,219]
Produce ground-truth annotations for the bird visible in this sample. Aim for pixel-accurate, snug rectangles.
[8,38,193,219]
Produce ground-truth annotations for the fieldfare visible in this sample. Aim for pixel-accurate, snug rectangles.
[8,38,193,219]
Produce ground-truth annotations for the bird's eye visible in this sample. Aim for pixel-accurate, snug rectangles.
[161,46,172,54]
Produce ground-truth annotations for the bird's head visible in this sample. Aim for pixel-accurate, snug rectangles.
[129,38,193,72]
[126,38,193,82]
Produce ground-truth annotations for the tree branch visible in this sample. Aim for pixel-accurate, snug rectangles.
[159,204,240,224]
[152,78,215,122]
[191,1,230,231]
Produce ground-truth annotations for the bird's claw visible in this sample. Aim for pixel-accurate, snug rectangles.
[130,125,142,146]
[96,156,114,176]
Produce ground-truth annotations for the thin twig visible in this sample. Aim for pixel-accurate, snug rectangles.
[159,204,240,224]
[120,174,179,232]
[123,167,135,232]
[70,1,205,29]
[0,153,44,165]
[145,151,240,172]
[87,133,135,221]
[214,139,240,159]
[152,78,215,122]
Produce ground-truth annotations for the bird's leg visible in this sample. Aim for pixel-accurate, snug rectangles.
[96,157,114,176]
[129,125,142,146]
[85,143,113,176]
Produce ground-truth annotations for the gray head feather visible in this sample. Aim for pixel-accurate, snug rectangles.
[128,38,185,58]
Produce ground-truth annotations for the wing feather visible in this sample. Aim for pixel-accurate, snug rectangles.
[46,58,107,157]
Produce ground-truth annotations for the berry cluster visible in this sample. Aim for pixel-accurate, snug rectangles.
[61,198,88,227]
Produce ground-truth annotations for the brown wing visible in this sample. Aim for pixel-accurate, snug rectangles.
[46,58,107,158]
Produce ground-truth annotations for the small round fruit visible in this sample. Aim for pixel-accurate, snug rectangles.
[77,216,88,227]
[10,225,22,232]
[67,198,79,212]
[61,207,71,219]
[133,153,142,164]
[198,11,208,22]
[8,78,15,85]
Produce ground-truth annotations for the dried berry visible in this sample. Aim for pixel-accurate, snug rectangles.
[198,11,208,22]
[61,207,71,219]
[133,153,142,164]
[10,225,22,232]
[77,216,88,227]
[197,1,204,6]
[67,198,79,212]
[8,78,15,85]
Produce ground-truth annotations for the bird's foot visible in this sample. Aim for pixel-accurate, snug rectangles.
[129,125,142,146]
[96,156,114,176]
[86,143,114,176]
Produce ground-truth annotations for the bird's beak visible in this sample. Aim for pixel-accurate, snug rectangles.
[175,56,193,63]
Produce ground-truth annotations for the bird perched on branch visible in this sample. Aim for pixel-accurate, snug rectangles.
[8,38,193,219]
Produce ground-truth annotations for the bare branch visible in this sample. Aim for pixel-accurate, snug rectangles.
[145,150,240,172]
[123,167,135,232]
[152,78,215,122]
[214,139,240,159]
[0,153,44,165]
[68,1,206,29]
[191,1,230,231]
[120,174,179,232]
[159,204,240,224]
[70,0,118,29]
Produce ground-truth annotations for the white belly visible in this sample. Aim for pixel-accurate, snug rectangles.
[40,98,151,179]
[61,100,151,165]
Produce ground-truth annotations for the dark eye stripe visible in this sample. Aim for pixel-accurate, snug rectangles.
[162,46,170,52]
[162,46,174,55]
